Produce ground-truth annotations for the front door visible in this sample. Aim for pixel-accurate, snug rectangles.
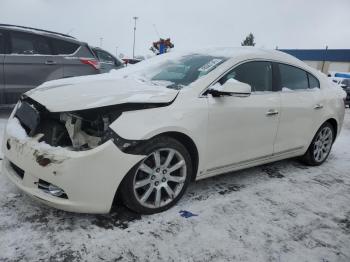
[205,61,281,175]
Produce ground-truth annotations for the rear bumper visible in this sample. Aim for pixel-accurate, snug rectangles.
[1,121,144,214]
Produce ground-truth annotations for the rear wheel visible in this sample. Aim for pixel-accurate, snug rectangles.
[120,136,192,214]
[301,122,334,166]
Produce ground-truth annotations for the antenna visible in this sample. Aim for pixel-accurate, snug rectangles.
[67,28,74,35]
[153,24,161,38]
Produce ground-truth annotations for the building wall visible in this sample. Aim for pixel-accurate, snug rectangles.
[280,49,350,74]
[327,62,350,73]
[304,60,350,74]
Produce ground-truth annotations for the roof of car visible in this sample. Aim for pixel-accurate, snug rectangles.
[179,47,305,66]
[0,24,79,43]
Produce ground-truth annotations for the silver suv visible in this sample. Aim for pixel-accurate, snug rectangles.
[0,24,100,106]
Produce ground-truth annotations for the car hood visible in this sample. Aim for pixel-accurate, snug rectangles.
[26,77,179,112]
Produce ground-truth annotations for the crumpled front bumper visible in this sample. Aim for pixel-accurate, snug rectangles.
[1,119,144,214]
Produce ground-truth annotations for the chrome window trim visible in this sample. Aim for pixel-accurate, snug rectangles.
[199,58,321,98]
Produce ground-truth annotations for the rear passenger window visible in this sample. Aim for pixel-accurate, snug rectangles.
[279,64,308,90]
[308,73,320,89]
[51,39,79,55]
[10,32,52,55]
[219,61,272,92]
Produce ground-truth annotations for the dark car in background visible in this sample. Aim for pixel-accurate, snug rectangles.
[122,58,143,65]
[0,24,100,106]
[340,78,350,107]
[92,47,124,73]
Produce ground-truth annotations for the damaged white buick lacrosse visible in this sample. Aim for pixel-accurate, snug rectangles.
[1,47,346,214]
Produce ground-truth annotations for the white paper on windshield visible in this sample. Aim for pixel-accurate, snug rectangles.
[198,59,223,72]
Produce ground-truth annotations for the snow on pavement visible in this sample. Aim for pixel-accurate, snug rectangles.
[0,110,349,262]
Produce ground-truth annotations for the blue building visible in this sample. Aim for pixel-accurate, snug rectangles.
[280,49,350,74]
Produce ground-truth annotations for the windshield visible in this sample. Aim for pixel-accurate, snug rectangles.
[124,54,227,90]
[341,79,350,86]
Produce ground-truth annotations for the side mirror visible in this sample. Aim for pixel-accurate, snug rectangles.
[209,79,251,97]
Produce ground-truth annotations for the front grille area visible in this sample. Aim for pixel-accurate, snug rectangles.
[15,97,111,150]
[10,161,25,179]
[15,99,72,147]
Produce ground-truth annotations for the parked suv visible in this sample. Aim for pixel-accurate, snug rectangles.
[0,24,100,106]
[92,47,124,73]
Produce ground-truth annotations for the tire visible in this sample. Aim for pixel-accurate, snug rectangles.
[301,122,335,166]
[120,136,193,214]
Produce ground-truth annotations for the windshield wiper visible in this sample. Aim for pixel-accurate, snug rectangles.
[166,84,184,90]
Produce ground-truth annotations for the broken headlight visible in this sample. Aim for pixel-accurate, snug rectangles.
[59,110,121,151]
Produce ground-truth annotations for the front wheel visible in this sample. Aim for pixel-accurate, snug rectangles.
[120,136,192,214]
[301,122,335,166]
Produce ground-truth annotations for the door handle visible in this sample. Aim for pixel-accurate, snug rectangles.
[266,109,279,116]
[314,104,323,110]
[45,60,57,65]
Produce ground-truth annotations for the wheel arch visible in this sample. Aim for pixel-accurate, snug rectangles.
[153,131,199,181]
[325,118,338,140]
[112,131,200,209]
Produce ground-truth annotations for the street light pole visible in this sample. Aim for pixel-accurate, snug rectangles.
[132,16,138,59]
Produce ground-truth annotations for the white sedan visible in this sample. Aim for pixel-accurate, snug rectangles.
[1,48,346,214]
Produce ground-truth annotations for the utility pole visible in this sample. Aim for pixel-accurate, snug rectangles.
[132,16,138,59]
[321,45,328,73]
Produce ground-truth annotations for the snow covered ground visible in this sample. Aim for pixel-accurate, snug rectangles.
[0,110,349,262]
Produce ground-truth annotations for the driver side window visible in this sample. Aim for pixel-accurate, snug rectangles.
[219,61,272,92]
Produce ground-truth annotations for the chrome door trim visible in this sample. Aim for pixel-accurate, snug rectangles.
[206,146,304,174]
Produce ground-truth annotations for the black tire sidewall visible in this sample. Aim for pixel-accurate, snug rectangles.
[120,136,193,214]
[304,122,335,166]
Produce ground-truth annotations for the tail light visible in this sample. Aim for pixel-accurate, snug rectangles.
[80,58,100,70]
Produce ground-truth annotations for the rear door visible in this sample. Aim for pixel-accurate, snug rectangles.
[4,31,63,104]
[273,63,323,154]
[51,40,99,78]
[0,30,5,105]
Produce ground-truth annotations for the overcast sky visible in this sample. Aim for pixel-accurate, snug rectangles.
[1,0,349,58]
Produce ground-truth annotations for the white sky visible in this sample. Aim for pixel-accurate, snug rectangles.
[1,0,349,58]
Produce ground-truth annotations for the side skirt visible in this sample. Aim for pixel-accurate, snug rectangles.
[197,146,305,180]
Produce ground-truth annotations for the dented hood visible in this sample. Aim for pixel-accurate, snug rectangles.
[26,77,179,112]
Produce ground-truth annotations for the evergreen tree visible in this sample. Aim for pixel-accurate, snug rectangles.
[241,33,256,46]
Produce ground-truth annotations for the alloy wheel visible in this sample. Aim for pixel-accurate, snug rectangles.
[313,126,333,162]
[133,148,187,209]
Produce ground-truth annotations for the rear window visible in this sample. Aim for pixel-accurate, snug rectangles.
[95,50,116,64]
[51,39,79,55]
[10,31,52,55]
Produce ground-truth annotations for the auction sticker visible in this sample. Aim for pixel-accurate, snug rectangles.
[198,59,223,72]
